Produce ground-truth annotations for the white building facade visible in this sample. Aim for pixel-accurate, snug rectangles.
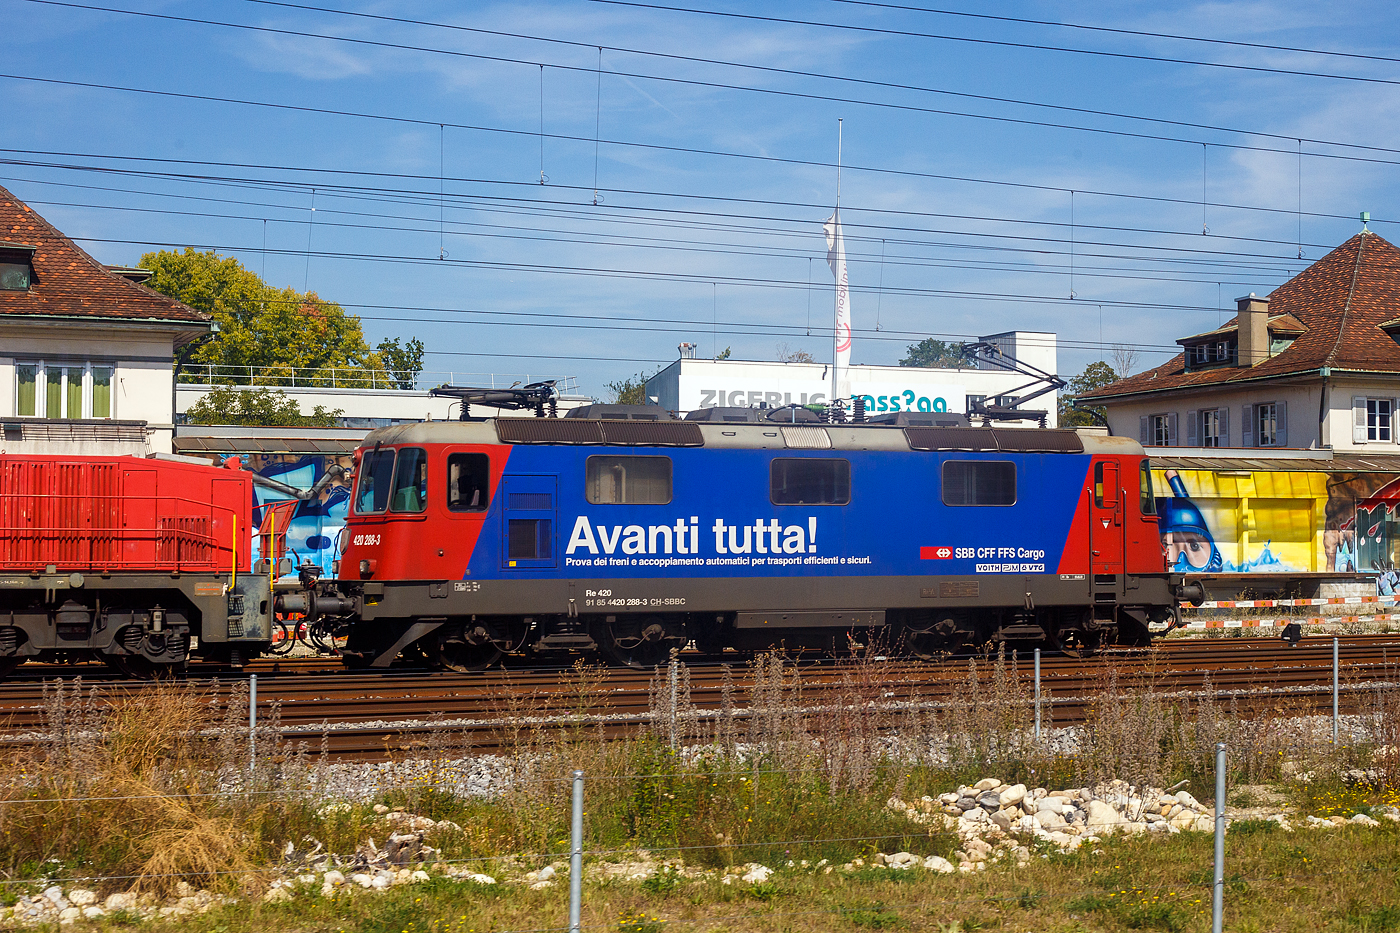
[645,331,1058,425]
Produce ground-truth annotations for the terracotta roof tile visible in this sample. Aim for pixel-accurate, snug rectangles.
[0,184,209,325]
[1083,231,1400,400]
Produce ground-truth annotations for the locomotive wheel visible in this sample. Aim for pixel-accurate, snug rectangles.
[906,631,955,662]
[595,616,678,669]
[1056,629,1101,659]
[438,625,505,672]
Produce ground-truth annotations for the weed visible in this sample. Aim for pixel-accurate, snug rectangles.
[840,902,907,929]
[617,909,667,933]
[641,867,682,896]
[1229,819,1280,835]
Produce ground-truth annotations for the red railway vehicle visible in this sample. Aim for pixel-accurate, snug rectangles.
[0,454,276,676]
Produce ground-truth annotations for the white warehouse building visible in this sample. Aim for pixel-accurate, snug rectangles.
[645,331,1058,425]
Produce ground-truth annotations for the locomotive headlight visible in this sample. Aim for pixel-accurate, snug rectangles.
[359,559,376,578]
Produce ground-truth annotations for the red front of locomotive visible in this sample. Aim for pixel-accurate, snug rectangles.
[339,434,509,583]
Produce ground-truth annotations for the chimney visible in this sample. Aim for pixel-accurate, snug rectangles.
[1235,293,1269,367]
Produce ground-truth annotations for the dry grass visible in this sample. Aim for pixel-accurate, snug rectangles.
[0,680,263,896]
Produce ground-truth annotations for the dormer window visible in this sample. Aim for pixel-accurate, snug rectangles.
[1186,338,1237,370]
[0,241,36,291]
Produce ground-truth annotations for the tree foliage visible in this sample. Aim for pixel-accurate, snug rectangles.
[1058,360,1119,427]
[899,338,966,368]
[606,373,652,405]
[140,248,424,388]
[183,386,343,427]
[775,343,816,363]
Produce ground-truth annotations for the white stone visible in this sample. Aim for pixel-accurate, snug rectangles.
[922,856,955,873]
[350,873,375,888]
[959,806,987,824]
[58,907,81,924]
[103,893,137,911]
[1176,791,1201,810]
[973,778,1002,791]
[67,890,96,907]
[1035,797,1066,816]
[740,864,773,884]
[938,793,960,806]
[464,873,497,885]
[370,875,392,890]
[323,870,346,886]
[529,880,553,890]
[411,870,431,883]
[998,784,1027,807]
[81,907,104,919]
[264,887,294,903]
[1351,813,1380,826]
[1035,809,1067,831]
[1086,799,1119,835]
[885,852,920,870]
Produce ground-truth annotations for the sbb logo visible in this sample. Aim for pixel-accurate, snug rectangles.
[920,546,954,560]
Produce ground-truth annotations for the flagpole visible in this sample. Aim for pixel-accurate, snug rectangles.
[833,117,842,409]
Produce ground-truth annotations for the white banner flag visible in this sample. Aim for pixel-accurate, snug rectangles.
[824,210,852,399]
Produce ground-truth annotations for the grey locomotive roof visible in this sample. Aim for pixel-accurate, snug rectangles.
[357,419,1140,456]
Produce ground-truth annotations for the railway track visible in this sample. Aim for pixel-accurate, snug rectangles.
[1,635,1396,760]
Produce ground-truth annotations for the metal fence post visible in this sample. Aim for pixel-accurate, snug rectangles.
[569,770,584,933]
[248,674,258,776]
[667,650,680,750]
[1333,636,1340,743]
[1033,647,1041,741]
[1213,742,1226,933]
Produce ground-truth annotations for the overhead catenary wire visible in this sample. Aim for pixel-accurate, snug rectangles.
[11,7,1400,170]
[586,0,1400,89]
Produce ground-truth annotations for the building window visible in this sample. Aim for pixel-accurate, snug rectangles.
[1186,339,1237,370]
[14,361,113,419]
[0,262,31,291]
[1369,398,1393,442]
[1201,409,1223,447]
[1256,403,1278,447]
[994,395,1019,408]
[965,394,986,412]
[1146,413,1175,447]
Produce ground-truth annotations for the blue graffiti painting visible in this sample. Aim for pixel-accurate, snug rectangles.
[1160,470,1224,573]
[241,454,353,576]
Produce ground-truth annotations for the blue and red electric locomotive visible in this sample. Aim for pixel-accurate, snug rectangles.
[297,401,1189,670]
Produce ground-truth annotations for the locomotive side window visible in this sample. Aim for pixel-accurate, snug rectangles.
[586,456,672,504]
[390,447,428,513]
[448,453,491,512]
[1139,460,1157,515]
[942,460,1016,506]
[354,449,396,513]
[1094,462,1120,508]
[770,458,850,505]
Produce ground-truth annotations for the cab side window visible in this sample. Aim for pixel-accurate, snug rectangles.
[770,458,850,505]
[390,447,428,513]
[586,455,672,504]
[942,460,1016,506]
[354,449,395,514]
[448,453,490,512]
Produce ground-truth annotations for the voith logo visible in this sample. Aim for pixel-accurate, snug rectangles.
[920,546,954,560]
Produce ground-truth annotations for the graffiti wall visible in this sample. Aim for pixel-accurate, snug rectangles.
[1151,467,1400,587]
[219,454,352,576]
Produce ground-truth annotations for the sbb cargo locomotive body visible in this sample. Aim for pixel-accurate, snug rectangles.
[0,454,277,676]
[314,409,1187,670]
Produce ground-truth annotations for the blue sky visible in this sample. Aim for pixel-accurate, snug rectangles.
[3,0,1398,397]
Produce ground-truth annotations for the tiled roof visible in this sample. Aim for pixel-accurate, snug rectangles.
[1174,312,1308,345]
[0,184,208,325]
[1083,231,1400,400]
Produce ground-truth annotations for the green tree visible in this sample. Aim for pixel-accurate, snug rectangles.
[374,337,426,390]
[714,346,731,360]
[140,248,423,388]
[184,386,343,427]
[1058,360,1119,427]
[605,373,652,405]
[899,338,965,368]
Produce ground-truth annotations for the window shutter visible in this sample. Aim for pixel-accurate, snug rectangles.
[1167,412,1178,446]
[1242,405,1254,447]
[1393,398,1398,443]
[1140,415,1149,445]
[1275,400,1287,447]
[1186,410,1199,446]
[1219,407,1229,446]
[1354,396,1368,443]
